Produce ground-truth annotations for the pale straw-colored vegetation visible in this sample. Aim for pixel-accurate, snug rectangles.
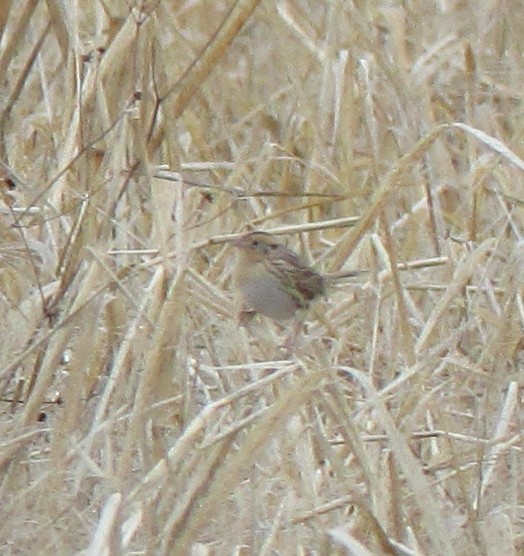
[0,0,522,554]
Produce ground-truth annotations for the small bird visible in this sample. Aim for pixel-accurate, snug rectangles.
[232,231,357,321]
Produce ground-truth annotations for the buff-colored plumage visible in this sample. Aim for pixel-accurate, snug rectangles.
[232,231,326,320]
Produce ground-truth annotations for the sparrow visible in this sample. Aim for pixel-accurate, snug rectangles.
[232,231,357,321]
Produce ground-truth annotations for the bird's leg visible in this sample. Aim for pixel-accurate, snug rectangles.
[237,309,257,327]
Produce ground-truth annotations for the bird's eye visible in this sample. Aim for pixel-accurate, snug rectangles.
[270,243,278,249]
[252,240,259,247]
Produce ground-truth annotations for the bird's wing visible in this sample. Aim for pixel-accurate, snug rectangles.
[266,253,325,305]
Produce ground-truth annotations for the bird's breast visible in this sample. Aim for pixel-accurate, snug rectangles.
[234,260,300,320]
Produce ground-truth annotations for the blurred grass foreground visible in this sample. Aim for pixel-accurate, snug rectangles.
[0,1,523,554]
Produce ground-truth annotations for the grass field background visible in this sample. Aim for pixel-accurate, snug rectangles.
[0,0,523,554]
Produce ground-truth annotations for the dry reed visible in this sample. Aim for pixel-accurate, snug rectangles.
[0,1,522,554]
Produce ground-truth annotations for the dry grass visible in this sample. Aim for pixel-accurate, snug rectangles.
[0,0,523,554]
